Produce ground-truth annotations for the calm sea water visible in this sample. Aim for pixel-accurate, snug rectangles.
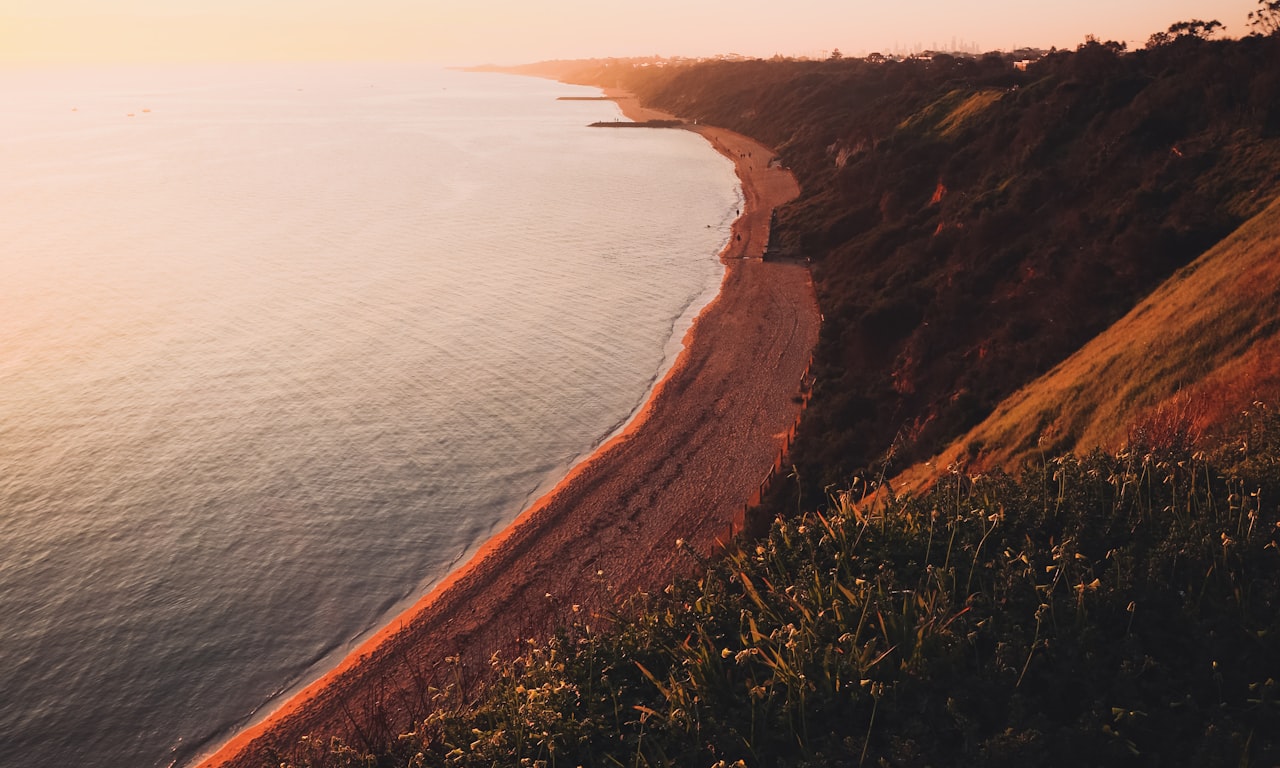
[0,63,740,768]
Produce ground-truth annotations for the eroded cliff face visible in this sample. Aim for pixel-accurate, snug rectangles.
[579,37,1280,487]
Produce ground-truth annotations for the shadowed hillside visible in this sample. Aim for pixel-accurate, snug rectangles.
[577,35,1280,495]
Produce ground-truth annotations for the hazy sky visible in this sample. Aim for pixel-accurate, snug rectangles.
[0,0,1263,65]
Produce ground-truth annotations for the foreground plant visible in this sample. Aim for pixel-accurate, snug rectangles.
[274,407,1280,767]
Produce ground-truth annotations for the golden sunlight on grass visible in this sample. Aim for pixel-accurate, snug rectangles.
[896,88,1006,137]
[893,194,1280,492]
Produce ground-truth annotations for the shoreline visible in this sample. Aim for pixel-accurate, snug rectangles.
[193,86,819,768]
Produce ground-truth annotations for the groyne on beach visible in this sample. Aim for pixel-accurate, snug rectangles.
[194,88,820,768]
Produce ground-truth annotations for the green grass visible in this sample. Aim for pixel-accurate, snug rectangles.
[936,89,1005,137]
[895,88,1005,139]
[270,406,1280,768]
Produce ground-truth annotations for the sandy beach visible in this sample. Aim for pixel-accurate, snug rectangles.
[195,91,820,768]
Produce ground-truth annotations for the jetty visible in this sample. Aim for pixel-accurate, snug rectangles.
[588,119,685,128]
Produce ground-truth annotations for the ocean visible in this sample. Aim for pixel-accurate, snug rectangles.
[0,63,740,768]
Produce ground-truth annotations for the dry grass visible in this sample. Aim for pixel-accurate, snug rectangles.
[892,194,1280,494]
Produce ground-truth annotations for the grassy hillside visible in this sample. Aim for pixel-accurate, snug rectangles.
[593,35,1280,496]
[891,194,1280,493]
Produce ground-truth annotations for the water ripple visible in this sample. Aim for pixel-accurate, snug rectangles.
[0,63,738,768]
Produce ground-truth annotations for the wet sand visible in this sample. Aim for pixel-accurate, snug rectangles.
[195,91,820,767]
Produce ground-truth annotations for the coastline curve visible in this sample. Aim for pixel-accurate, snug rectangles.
[194,86,820,768]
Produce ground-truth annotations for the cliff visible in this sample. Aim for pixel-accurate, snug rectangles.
[581,37,1280,494]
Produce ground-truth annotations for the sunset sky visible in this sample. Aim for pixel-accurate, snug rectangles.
[0,0,1263,65]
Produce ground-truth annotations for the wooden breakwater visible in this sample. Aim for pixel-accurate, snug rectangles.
[715,355,816,548]
[588,119,685,128]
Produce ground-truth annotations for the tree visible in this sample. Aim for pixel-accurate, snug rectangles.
[829,48,843,60]
[1249,0,1280,35]
[1167,18,1225,39]
[1147,19,1224,47]
[1077,35,1127,53]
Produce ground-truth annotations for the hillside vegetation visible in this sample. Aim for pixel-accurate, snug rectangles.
[893,194,1280,493]
[580,35,1280,496]
[275,409,1280,767]
[258,29,1280,768]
